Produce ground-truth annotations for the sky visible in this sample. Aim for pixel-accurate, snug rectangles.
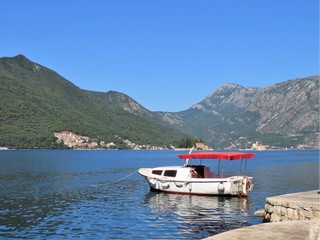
[1,0,319,112]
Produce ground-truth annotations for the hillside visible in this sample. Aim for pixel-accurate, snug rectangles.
[0,55,186,149]
[0,54,318,149]
[159,77,319,149]
[101,74,319,149]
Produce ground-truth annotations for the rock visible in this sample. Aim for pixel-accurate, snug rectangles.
[254,209,265,217]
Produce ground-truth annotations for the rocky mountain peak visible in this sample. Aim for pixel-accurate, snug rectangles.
[174,76,319,149]
[192,83,256,111]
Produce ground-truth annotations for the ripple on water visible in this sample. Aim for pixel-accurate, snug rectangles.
[0,150,319,239]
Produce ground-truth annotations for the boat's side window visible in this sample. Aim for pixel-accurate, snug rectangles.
[152,170,163,176]
[163,170,177,177]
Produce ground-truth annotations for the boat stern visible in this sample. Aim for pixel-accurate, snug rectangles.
[229,176,254,197]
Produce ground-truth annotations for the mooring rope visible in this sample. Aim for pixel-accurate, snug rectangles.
[94,169,138,186]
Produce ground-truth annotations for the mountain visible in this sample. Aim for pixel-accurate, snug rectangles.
[0,55,186,149]
[156,77,319,149]
[0,54,318,149]
[89,73,319,149]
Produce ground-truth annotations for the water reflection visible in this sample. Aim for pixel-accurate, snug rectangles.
[143,192,253,238]
[0,150,318,239]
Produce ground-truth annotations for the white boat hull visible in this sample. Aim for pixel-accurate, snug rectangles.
[138,167,253,196]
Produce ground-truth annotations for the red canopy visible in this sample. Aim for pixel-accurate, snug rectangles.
[178,152,255,160]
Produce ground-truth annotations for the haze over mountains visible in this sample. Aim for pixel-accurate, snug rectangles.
[0,55,319,149]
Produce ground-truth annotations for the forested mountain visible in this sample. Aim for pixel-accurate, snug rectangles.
[0,55,318,149]
[0,55,186,149]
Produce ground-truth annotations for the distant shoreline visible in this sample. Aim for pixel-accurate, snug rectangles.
[1,148,319,151]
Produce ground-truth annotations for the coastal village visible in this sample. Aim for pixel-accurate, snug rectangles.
[53,131,167,150]
[52,131,274,151]
[0,131,309,150]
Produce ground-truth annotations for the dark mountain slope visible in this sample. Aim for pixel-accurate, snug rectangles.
[0,55,185,149]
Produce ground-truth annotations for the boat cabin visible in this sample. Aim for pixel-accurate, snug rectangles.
[149,165,220,180]
[186,165,220,178]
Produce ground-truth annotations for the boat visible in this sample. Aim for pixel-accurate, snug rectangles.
[138,149,255,197]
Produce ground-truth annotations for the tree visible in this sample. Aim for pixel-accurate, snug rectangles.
[178,137,200,148]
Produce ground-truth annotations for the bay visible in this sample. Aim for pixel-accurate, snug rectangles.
[0,150,319,239]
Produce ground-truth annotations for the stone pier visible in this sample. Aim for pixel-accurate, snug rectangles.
[264,190,320,222]
[204,190,320,240]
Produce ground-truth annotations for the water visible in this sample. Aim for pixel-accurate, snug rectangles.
[0,150,318,239]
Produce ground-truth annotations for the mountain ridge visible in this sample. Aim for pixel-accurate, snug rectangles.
[0,54,186,149]
[0,54,318,149]
[160,76,319,149]
[100,75,319,149]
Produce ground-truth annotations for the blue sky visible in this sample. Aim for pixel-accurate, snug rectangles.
[2,0,319,112]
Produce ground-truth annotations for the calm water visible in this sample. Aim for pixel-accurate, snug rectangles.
[0,150,319,239]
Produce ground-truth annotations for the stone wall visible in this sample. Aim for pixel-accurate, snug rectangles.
[263,190,320,222]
